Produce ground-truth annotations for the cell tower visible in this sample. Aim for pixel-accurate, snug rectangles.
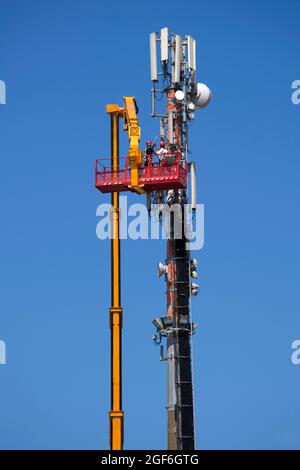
[149,28,211,450]
[95,28,210,450]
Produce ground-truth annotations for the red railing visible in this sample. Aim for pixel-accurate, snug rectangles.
[95,153,188,192]
[95,156,130,186]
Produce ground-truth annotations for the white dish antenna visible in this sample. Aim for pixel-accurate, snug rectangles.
[175,89,185,102]
[193,83,212,108]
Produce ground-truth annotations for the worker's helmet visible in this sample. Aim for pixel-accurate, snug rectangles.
[146,140,152,146]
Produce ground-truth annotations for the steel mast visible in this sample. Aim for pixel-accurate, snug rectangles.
[150,28,211,450]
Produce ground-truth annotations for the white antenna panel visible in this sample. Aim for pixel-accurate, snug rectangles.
[150,32,158,81]
[187,36,196,71]
[174,35,182,84]
[160,27,169,62]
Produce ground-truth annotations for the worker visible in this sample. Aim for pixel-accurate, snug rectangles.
[156,140,168,165]
[166,189,175,206]
[144,140,155,167]
[169,143,177,154]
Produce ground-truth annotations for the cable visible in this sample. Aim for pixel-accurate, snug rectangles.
[188,258,197,449]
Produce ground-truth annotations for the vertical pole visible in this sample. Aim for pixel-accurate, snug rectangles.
[109,112,124,450]
[166,221,194,450]
[165,88,195,450]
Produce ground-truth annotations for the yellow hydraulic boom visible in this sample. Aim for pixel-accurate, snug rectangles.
[107,97,144,194]
[122,96,145,194]
[105,97,143,451]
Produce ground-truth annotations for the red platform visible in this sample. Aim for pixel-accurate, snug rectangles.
[95,155,188,194]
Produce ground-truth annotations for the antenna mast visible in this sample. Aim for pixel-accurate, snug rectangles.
[150,27,211,450]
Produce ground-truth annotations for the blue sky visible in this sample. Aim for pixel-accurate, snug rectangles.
[0,0,300,450]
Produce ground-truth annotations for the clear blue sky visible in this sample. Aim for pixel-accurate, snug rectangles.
[0,0,300,450]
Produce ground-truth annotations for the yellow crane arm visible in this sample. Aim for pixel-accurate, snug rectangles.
[107,97,145,194]
[122,96,145,194]
[104,97,144,450]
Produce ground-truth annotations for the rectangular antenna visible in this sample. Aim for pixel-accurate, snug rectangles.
[187,35,196,71]
[174,35,182,84]
[150,32,158,81]
[161,27,169,63]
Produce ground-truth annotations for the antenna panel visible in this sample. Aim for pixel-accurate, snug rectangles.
[150,32,158,81]
[174,35,182,84]
[160,27,169,62]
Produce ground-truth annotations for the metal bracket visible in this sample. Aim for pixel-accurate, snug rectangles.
[160,345,168,362]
